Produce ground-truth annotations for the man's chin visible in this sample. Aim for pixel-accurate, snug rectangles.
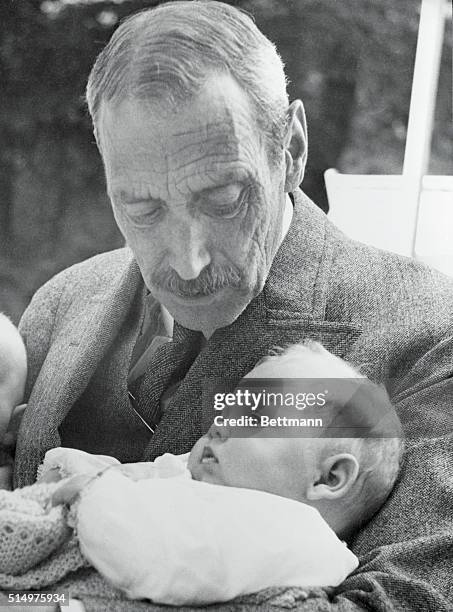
[156,287,253,337]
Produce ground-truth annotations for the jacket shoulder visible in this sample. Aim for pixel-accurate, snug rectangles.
[47,247,133,290]
[19,248,134,339]
[19,248,135,400]
[326,224,453,323]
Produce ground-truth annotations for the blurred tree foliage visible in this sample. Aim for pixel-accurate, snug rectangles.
[0,0,451,321]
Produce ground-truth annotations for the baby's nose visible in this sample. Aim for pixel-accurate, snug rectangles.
[207,420,229,441]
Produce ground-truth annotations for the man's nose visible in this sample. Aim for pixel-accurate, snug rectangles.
[168,219,211,280]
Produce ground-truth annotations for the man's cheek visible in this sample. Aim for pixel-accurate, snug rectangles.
[121,225,160,287]
[113,209,157,262]
[111,205,144,252]
[214,208,261,270]
[228,227,263,291]
[111,203,129,240]
[243,196,274,267]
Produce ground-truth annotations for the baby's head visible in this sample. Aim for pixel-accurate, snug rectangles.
[189,342,403,539]
[0,314,27,429]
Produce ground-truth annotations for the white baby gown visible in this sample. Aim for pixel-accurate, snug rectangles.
[42,448,359,606]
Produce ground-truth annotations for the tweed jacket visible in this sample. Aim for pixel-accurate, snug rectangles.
[14,190,453,611]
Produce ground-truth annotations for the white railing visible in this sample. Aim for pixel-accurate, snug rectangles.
[325,0,452,276]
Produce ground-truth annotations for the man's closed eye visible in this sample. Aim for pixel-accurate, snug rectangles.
[123,200,165,226]
[201,184,251,219]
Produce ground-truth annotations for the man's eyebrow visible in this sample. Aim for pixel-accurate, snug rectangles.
[198,168,255,192]
[110,188,161,203]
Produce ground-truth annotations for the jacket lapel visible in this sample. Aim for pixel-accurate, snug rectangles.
[15,254,144,485]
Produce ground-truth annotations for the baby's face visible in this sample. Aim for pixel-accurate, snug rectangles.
[188,422,318,502]
[0,361,27,437]
[0,377,23,440]
[0,368,25,411]
[189,352,322,499]
[189,344,358,500]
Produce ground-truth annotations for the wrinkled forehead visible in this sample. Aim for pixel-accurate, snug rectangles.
[98,75,264,188]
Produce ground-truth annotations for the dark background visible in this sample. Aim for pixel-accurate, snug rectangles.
[1,0,452,322]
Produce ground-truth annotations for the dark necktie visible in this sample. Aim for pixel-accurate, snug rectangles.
[127,321,203,433]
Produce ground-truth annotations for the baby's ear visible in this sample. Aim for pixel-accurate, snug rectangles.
[306,453,359,501]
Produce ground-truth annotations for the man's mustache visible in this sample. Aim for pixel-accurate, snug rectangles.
[151,263,243,298]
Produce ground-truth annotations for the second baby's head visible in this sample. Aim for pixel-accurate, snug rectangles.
[0,314,27,430]
[189,342,403,538]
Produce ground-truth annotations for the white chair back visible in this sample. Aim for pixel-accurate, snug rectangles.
[324,0,452,276]
[325,171,453,276]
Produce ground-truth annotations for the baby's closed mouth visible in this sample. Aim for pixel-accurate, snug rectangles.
[201,445,218,464]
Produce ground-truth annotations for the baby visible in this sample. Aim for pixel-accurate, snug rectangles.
[0,314,27,489]
[188,341,403,539]
[0,322,403,606]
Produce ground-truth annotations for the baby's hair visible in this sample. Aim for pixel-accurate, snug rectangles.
[262,340,366,378]
[259,341,403,533]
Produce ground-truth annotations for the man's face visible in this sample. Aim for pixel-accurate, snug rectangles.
[100,74,287,337]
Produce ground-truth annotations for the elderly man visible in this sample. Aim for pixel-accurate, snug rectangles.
[5,1,453,611]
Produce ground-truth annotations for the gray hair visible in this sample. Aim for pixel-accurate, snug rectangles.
[86,0,289,163]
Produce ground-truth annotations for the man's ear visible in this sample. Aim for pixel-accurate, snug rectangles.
[283,100,308,193]
[306,453,359,501]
